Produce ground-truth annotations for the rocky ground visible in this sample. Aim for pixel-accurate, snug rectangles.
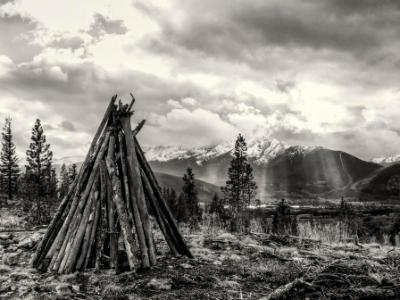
[0,224,400,299]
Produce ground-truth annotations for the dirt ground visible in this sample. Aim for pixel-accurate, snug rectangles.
[1,227,400,300]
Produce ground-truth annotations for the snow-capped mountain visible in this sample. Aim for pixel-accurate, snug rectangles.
[53,155,85,166]
[143,137,317,166]
[371,154,400,165]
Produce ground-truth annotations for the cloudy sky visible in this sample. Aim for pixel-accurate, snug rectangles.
[1,0,400,162]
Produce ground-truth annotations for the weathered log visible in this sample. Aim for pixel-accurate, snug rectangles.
[94,161,109,269]
[117,132,136,238]
[62,175,99,274]
[33,96,117,269]
[75,186,99,271]
[35,196,73,271]
[52,130,111,273]
[46,129,109,265]
[83,185,101,269]
[135,138,193,258]
[141,168,179,256]
[259,277,312,300]
[105,150,138,270]
[132,120,145,136]
[128,93,135,112]
[54,130,110,272]
[121,116,156,267]
[107,135,118,268]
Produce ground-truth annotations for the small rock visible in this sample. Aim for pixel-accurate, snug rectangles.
[146,278,172,290]
[17,232,42,250]
[72,285,80,293]
[2,250,23,266]
[218,280,240,289]
[0,233,12,240]
[228,254,242,262]
[216,233,237,242]
[56,283,74,296]
[179,263,193,269]
[10,271,31,281]
[0,264,11,274]
[213,260,222,266]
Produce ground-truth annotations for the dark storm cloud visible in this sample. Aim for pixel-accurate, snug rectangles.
[137,0,400,75]
[59,120,76,132]
[87,13,127,39]
[0,12,41,63]
[48,35,85,50]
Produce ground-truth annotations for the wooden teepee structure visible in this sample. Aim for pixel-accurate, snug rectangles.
[31,95,192,274]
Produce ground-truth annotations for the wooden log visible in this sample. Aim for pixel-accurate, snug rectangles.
[135,138,193,258]
[61,175,99,274]
[117,132,136,238]
[105,151,138,271]
[83,184,101,269]
[121,116,156,267]
[54,131,110,273]
[132,120,145,136]
[128,93,135,112]
[35,196,74,271]
[34,96,116,269]
[75,187,98,271]
[141,168,179,256]
[107,135,118,269]
[46,129,109,265]
[31,181,75,268]
[259,277,311,300]
[94,161,109,269]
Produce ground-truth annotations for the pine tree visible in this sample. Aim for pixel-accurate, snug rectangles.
[25,119,54,224]
[163,187,179,220]
[0,117,20,199]
[179,168,202,229]
[208,193,224,218]
[26,119,53,197]
[221,134,257,232]
[68,163,78,183]
[59,163,70,199]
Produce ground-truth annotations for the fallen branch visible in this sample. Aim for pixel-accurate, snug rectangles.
[259,277,312,300]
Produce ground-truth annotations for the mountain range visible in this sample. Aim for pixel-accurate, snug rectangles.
[53,137,400,202]
[144,137,400,201]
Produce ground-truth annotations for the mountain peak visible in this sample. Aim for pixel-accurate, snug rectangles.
[143,137,318,165]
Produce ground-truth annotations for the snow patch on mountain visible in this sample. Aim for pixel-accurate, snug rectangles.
[143,137,319,165]
[53,155,85,166]
[372,154,400,165]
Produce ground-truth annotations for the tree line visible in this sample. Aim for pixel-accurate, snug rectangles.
[0,117,78,224]
[0,116,258,231]
[163,133,258,233]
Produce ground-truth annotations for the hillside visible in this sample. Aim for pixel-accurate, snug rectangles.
[356,163,400,200]
[154,172,220,203]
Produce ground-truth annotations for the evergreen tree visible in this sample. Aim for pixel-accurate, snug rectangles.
[0,117,20,199]
[221,134,257,232]
[272,199,298,236]
[208,193,224,218]
[68,163,78,183]
[163,187,179,220]
[25,119,53,197]
[25,119,55,224]
[59,163,70,199]
[179,168,202,229]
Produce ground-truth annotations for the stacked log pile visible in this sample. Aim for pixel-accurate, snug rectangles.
[30,95,192,274]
